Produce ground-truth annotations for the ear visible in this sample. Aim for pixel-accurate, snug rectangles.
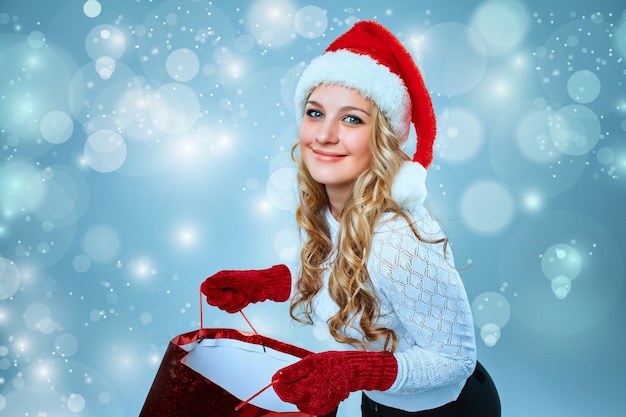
[391,161,427,210]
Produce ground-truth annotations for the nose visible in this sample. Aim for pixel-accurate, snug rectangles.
[314,121,338,144]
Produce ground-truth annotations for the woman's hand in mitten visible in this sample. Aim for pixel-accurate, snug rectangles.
[200,264,291,313]
[272,350,398,416]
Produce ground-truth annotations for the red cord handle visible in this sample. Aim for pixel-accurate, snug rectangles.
[200,289,283,413]
[199,289,260,334]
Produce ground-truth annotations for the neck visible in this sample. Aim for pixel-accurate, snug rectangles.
[325,184,353,221]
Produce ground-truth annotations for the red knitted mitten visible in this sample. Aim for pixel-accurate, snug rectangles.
[200,264,291,313]
[272,350,398,416]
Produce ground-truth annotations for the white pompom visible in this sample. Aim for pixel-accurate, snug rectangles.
[391,162,427,209]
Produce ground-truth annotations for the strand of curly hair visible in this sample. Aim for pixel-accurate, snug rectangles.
[289,104,447,353]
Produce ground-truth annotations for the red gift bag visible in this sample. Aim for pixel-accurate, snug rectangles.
[140,294,337,417]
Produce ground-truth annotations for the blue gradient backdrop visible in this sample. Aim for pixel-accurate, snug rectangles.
[0,1,624,416]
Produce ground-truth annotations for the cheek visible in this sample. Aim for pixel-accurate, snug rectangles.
[298,122,314,145]
[347,134,372,163]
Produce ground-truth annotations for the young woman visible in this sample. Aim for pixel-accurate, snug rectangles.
[202,21,500,417]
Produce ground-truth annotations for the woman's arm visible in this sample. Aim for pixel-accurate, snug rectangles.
[370,211,476,392]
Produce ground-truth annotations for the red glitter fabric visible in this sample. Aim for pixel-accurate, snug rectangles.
[139,328,337,417]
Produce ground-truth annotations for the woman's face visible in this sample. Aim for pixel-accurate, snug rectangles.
[299,84,373,194]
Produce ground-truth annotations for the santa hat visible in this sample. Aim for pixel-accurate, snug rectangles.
[294,20,436,208]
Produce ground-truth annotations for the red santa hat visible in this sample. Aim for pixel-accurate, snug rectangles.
[294,20,436,207]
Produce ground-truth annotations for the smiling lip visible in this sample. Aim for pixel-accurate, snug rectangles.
[312,149,346,162]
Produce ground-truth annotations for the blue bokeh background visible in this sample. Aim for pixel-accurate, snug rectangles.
[1,0,624,416]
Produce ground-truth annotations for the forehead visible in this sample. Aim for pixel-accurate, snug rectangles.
[308,84,373,108]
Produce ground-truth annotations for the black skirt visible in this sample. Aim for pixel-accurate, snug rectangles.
[361,361,501,417]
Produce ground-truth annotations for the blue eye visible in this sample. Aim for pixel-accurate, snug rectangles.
[306,109,323,118]
[343,115,363,124]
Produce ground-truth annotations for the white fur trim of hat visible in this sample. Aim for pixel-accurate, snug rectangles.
[294,50,412,145]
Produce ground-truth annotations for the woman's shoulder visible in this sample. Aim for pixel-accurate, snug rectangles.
[375,205,445,240]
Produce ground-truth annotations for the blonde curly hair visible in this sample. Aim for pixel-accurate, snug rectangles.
[289,102,432,352]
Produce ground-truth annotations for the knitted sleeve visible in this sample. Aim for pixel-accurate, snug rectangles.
[369,208,476,393]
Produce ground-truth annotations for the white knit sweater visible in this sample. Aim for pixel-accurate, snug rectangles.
[307,205,476,412]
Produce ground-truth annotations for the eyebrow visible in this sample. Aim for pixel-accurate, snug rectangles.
[306,100,371,117]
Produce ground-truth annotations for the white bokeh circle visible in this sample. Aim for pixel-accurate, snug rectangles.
[0,257,21,300]
[294,5,327,39]
[83,225,121,263]
[84,130,128,173]
[40,110,74,144]
[549,104,601,157]
[415,22,488,96]
[470,0,530,55]
[460,180,514,235]
[266,166,298,211]
[436,107,483,162]
[166,48,200,82]
[85,24,126,61]
[567,70,601,104]
[148,83,199,134]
